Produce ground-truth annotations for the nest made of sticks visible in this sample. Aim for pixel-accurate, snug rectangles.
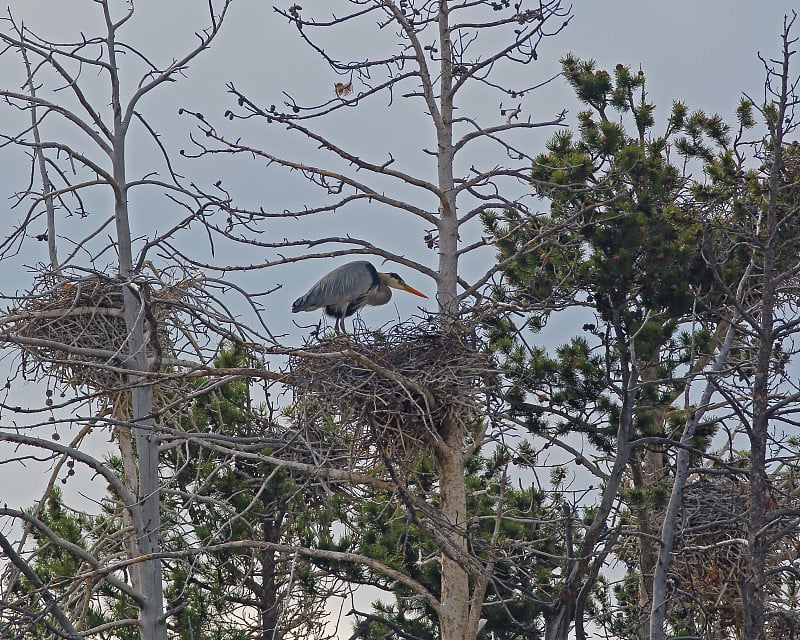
[667,480,749,623]
[627,477,800,632]
[3,272,183,402]
[287,322,498,465]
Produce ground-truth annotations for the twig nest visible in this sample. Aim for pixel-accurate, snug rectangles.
[1,272,182,406]
[629,477,800,633]
[287,321,497,466]
[666,480,749,624]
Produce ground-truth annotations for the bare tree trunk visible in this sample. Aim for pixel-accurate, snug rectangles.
[742,179,777,640]
[435,415,470,640]
[433,5,471,639]
[630,365,670,639]
[741,21,791,639]
[113,155,167,640]
[628,457,658,640]
[107,11,165,636]
[436,1,458,316]
[743,298,772,640]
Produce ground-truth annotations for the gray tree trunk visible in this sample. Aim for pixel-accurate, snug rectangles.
[741,24,792,639]
[433,5,472,640]
[109,52,168,640]
[435,417,470,640]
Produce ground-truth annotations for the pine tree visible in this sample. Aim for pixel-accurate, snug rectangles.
[483,57,733,638]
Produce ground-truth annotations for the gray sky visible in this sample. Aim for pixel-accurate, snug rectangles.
[0,0,797,636]
[1,0,794,331]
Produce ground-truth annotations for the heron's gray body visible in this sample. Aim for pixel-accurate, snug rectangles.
[292,260,424,332]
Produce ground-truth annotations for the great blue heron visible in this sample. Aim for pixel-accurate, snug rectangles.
[291,260,428,332]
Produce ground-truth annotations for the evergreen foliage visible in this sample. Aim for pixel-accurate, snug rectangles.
[483,57,736,636]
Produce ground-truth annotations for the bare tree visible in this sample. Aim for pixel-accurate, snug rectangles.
[709,16,800,640]
[648,14,800,640]
[176,2,574,639]
[0,3,252,639]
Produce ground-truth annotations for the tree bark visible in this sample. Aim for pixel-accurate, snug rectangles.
[546,310,638,640]
[742,24,789,638]
[433,6,472,639]
[436,0,458,316]
[109,24,167,635]
[435,413,470,640]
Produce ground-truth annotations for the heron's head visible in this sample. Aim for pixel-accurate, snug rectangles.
[382,272,428,298]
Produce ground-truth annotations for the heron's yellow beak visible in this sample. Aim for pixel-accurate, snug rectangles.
[401,283,428,298]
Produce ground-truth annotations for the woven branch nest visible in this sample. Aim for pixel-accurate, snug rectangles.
[2,273,185,410]
[621,477,800,632]
[667,480,749,623]
[287,322,498,466]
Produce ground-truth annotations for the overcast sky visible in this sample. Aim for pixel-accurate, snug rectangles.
[0,0,795,332]
[0,1,797,636]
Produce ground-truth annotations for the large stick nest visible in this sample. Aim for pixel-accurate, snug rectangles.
[667,479,749,623]
[624,476,800,633]
[287,322,499,466]
[2,272,184,405]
